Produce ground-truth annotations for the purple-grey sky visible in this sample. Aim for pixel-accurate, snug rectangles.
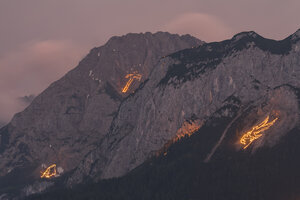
[0,0,299,123]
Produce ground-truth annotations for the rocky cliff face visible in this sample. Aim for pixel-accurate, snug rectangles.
[0,32,202,194]
[68,30,300,185]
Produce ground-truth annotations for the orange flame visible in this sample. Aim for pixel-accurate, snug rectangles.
[172,120,202,143]
[156,120,203,156]
[240,115,278,149]
[40,164,57,179]
[122,72,142,93]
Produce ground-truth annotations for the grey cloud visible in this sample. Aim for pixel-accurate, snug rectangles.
[0,40,87,123]
[162,12,234,42]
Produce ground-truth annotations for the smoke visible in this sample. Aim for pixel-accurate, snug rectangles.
[162,12,235,42]
[0,40,86,123]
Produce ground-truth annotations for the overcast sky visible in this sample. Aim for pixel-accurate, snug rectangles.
[0,0,300,123]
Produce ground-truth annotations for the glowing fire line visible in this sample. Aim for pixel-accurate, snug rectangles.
[240,115,278,149]
[122,73,142,93]
[156,120,203,157]
[40,164,57,179]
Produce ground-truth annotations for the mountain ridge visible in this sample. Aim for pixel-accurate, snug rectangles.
[68,28,300,185]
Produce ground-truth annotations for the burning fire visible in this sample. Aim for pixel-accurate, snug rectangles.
[156,120,203,156]
[172,120,203,143]
[40,164,57,179]
[240,115,278,149]
[122,72,142,93]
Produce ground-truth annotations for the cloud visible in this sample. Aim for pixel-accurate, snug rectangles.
[162,13,235,42]
[0,40,86,123]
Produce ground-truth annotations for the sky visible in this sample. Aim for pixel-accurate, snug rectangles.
[0,0,300,123]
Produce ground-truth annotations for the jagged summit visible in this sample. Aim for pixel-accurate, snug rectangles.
[100,32,203,61]
[158,29,300,87]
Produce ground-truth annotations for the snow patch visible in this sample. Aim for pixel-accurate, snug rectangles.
[57,166,64,174]
[7,167,12,173]
[294,44,300,52]
[229,76,233,85]
[214,78,219,92]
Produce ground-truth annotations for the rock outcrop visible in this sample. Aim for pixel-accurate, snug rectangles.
[68,30,300,185]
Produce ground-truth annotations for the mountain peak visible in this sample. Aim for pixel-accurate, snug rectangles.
[105,31,203,48]
[232,31,259,41]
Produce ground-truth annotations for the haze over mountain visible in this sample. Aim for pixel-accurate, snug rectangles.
[17,95,35,106]
[1,28,300,199]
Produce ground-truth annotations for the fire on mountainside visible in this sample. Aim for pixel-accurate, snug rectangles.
[240,115,278,149]
[156,119,203,156]
[122,72,142,93]
[40,164,57,179]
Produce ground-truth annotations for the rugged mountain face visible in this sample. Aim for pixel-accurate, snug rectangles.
[26,28,300,198]
[27,100,300,200]
[67,30,300,186]
[2,29,300,199]
[0,32,202,196]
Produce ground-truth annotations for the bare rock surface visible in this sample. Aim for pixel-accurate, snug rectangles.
[68,30,300,184]
[0,32,202,186]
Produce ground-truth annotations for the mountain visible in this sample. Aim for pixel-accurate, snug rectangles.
[67,30,300,185]
[26,29,300,200]
[0,32,202,198]
[2,28,300,199]
[27,104,300,200]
